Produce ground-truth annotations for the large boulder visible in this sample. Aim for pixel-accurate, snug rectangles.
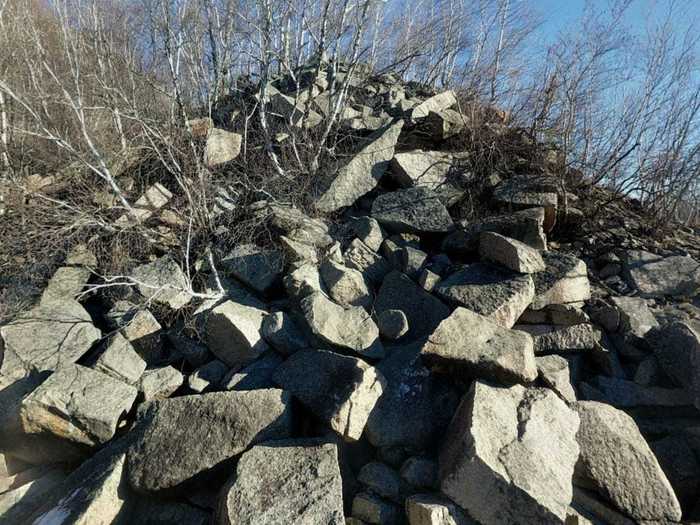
[273,349,385,441]
[411,90,457,119]
[574,401,682,522]
[434,263,534,328]
[390,150,462,191]
[610,296,658,338]
[479,232,545,274]
[622,250,700,297]
[131,255,192,310]
[492,175,559,231]
[531,252,590,310]
[40,266,91,303]
[372,187,454,235]
[93,332,147,385]
[300,292,384,359]
[221,244,283,294]
[422,308,537,385]
[314,120,404,212]
[440,381,580,524]
[320,259,373,309]
[127,389,292,492]
[217,440,344,525]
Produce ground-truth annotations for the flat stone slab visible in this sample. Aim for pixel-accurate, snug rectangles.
[623,250,700,297]
[422,307,537,385]
[434,263,534,328]
[205,300,270,369]
[531,252,590,310]
[273,349,385,442]
[41,266,91,303]
[536,355,576,403]
[479,231,545,274]
[131,255,192,310]
[515,323,601,354]
[372,187,454,235]
[390,150,459,191]
[492,175,559,231]
[140,366,184,401]
[127,389,292,492]
[218,440,344,525]
[94,332,147,384]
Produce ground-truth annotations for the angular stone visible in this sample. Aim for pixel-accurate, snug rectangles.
[205,128,242,167]
[284,262,326,300]
[531,252,590,310]
[167,332,211,368]
[516,324,601,354]
[418,268,441,292]
[372,187,454,235]
[357,461,401,501]
[115,182,172,225]
[623,250,700,297]
[350,217,384,252]
[377,309,409,340]
[320,259,373,309]
[221,244,283,294]
[315,120,404,212]
[260,311,308,355]
[218,440,344,525]
[581,376,692,408]
[375,271,451,342]
[400,457,438,490]
[479,232,545,274]
[434,263,534,328]
[127,389,292,492]
[536,355,576,403]
[352,492,399,525]
[139,366,184,401]
[106,301,162,363]
[440,381,580,525]
[0,468,67,524]
[344,239,392,285]
[492,175,559,231]
[405,494,472,525]
[422,308,537,385]
[518,303,589,326]
[424,108,466,140]
[411,91,457,119]
[390,150,457,191]
[263,203,332,247]
[94,332,147,385]
[21,364,137,448]
[222,352,282,391]
[300,292,383,359]
[611,296,658,338]
[188,360,229,393]
[574,401,682,521]
[0,299,101,374]
[131,255,192,310]
[273,349,385,442]
[400,246,429,279]
[41,266,91,303]
[204,300,270,369]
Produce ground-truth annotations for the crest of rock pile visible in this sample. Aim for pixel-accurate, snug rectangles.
[2,62,700,524]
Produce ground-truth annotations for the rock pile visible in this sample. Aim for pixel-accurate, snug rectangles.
[2,65,700,525]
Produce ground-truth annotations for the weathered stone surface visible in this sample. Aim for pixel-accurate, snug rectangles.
[188,360,229,393]
[375,271,451,341]
[0,468,67,524]
[622,250,700,297]
[610,296,658,338]
[377,309,409,340]
[300,292,383,359]
[41,266,91,303]
[411,90,457,119]
[581,376,693,408]
[94,332,147,385]
[222,351,282,391]
[390,150,456,191]
[217,440,345,525]
[260,311,308,355]
[263,203,332,247]
[127,389,292,492]
[531,252,591,310]
[400,457,438,490]
[399,246,429,279]
[106,301,162,363]
[372,187,454,235]
[167,332,211,367]
[320,259,373,309]
[434,263,534,328]
[204,300,270,369]
[0,299,101,374]
[422,308,537,385]
[284,262,326,300]
[405,494,473,525]
[357,462,401,500]
[315,120,404,212]
[139,366,184,401]
[536,355,576,403]
[350,216,384,252]
[516,323,601,354]
[131,255,192,310]
[344,239,392,285]
[518,303,589,326]
[115,182,172,225]
[418,268,441,292]
[352,492,400,525]
[440,381,580,525]
[222,244,283,294]
[574,401,682,521]
[479,232,545,274]
[273,349,385,441]
[492,175,559,231]
[21,364,137,448]
[205,128,242,167]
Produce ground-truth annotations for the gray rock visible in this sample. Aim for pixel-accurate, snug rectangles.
[94,332,147,385]
[40,266,91,303]
[650,435,700,510]
[204,300,270,369]
[418,268,441,292]
[357,462,401,500]
[188,360,229,393]
[0,299,101,374]
[127,389,292,492]
[1,465,54,496]
[531,252,591,310]
[372,187,454,235]
[518,303,589,326]
[222,352,283,391]
[352,492,399,525]
[273,349,385,441]
[633,356,660,386]
[400,457,438,490]
[131,255,192,310]
[434,263,534,328]
[126,498,210,525]
[515,323,601,354]
[315,120,404,212]
[300,292,384,359]
[622,250,700,297]
[106,302,162,364]
[351,217,385,252]
[217,440,344,525]
[440,381,580,525]
[536,355,576,403]
[570,487,636,525]
[405,494,473,525]
[400,246,429,279]
[390,150,457,191]
[260,311,308,355]
[581,376,692,408]
[479,232,545,274]
[320,259,373,309]
[21,364,137,449]
[115,182,172,225]
[611,296,658,338]
[411,91,457,119]
[422,307,537,385]
[377,309,409,340]
[284,262,326,300]
[221,244,283,294]
[0,468,67,524]
[205,128,242,167]
[167,332,211,367]
[492,175,559,231]
[344,239,392,285]
[375,271,451,341]
[574,401,682,521]
[139,366,184,401]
